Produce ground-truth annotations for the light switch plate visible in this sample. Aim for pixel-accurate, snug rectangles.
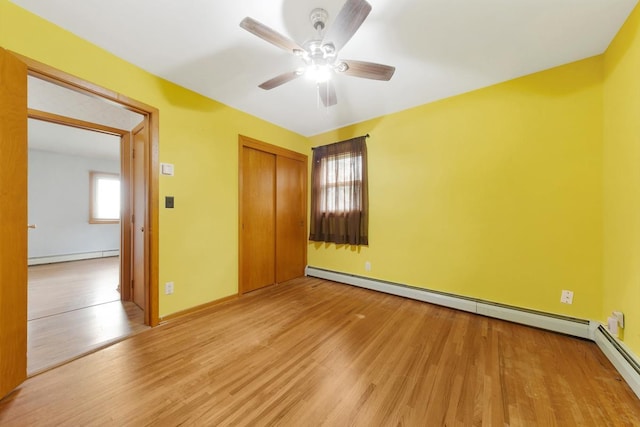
[161,163,174,176]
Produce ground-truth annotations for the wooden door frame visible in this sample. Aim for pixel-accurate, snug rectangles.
[238,135,308,295]
[15,53,160,326]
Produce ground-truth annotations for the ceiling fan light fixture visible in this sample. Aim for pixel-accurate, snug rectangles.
[306,64,332,83]
[323,43,336,55]
[336,61,349,73]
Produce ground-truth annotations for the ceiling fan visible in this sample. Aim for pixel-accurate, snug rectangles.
[240,0,395,107]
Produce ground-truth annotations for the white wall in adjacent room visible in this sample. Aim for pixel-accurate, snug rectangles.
[28,149,120,259]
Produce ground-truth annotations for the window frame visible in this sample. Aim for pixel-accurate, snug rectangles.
[89,171,121,224]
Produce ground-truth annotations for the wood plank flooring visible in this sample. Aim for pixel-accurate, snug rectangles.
[3,276,640,426]
[27,258,148,374]
[28,257,121,320]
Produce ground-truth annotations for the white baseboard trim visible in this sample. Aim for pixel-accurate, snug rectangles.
[28,250,119,266]
[305,266,640,398]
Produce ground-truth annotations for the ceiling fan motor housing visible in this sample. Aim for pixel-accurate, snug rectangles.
[310,8,329,31]
[304,8,338,68]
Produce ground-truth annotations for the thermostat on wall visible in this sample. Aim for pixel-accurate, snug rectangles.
[161,163,174,176]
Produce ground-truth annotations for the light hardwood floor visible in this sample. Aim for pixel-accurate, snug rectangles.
[27,257,148,374]
[2,276,640,425]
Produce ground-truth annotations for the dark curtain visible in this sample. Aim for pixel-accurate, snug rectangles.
[309,136,368,245]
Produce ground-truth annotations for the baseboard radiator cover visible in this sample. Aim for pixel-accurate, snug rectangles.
[28,250,119,266]
[592,323,640,398]
[307,266,640,399]
[306,266,590,338]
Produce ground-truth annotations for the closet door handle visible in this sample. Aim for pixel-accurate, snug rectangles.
[28,224,37,229]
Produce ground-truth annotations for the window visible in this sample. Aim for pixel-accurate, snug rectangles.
[89,171,120,224]
[309,136,369,245]
[320,153,363,213]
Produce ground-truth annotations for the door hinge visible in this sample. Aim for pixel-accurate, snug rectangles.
[132,148,135,159]
[132,214,135,224]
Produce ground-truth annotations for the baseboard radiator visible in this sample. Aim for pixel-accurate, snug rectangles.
[305,266,640,399]
[28,250,119,266]
[593,325,640,398]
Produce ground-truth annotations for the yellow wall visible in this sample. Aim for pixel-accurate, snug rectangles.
[309,57,604,320]
[0,0,309,317]
[603,4,640,353]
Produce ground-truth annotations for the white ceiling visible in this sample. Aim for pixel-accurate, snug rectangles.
[12,0,639,136]
[29,119,121,160]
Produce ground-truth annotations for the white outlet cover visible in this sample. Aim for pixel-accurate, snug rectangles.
[165,281,174,295]
[608,316,619,336]
[560,290,574,304]
[613,311,625,328]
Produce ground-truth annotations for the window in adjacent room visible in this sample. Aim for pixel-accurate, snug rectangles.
[89,171,120,224]
[309,135,369,245]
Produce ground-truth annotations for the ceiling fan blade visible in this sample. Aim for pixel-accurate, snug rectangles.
[258,71,302,90]
[318,80,337,107]
[240,17,304,54]
[322,0,372,52]
[338,60,395,81]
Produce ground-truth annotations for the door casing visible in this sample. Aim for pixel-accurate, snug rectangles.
[12,51,160,326]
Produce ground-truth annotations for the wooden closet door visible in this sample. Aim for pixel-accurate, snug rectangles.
[276,156,306,283]
[241,146,276,293]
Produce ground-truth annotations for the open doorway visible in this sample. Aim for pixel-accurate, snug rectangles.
[25,74,152,374]
[0,51,159,394]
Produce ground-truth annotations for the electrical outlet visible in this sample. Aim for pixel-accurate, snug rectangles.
[560,290,573,304]
[365,261,371,272]
[608,316,619,336]
[613,311,624,328]
[165,281,174,295]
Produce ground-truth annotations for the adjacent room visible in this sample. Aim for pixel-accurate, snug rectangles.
[27,117,148,374]
[22,76,150,374]
[2,0,640,424]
